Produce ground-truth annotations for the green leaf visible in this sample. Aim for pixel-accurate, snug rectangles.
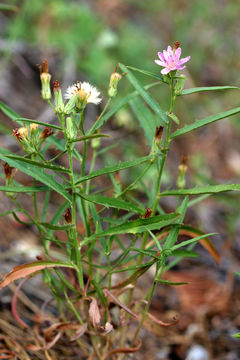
[160,184,240,196]
[171,233,216,250]
[180,86,240,96]
[0,209,18,216]
[155,279,188,285]
[5,154,70,174]
[40,222,74,231]
[81,212,179,245]
[126,66,165,82]
[171,107,240,139]
[235,272,240,277]
[232,333,240,338]
[171,249,199,258]
[76,193,145,214]
[0,3,18,11]
[88,82,161,134]
[166,111,180,125]
[164,197,188,249]
[15,118,62,130]
[0,148,71,203]
[0,101,22,122]
[74,155,154,185]
[0,185,48,193]
[119,63,168,124]
[129,97,159,145]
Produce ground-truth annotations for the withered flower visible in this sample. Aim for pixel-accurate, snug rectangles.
[40,127,54,140]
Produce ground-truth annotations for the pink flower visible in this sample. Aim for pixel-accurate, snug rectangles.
[155,45,191,75]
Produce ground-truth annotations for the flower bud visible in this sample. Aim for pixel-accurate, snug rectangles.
[30,123,39,132]
[91,137,101,150]
[177,156,188,189]
[18,126,29,139]
[151,126,164,153]
[13,126,33,153]
[53,80,64,113]
[3,162,13,186]
[64,208,72,224]
[108,72,122,98]
[143,207,152,219]
[37,60,51,100]
[64,93,78,115]
[66,116,77,141]
[174,41,180,50]
[175,75,186,95]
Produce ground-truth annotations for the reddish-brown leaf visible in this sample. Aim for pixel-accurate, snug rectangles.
[0,261,75,290]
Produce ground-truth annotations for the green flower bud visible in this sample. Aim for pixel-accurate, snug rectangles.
[177,156,188,189]
[53,80,64,113]
[37,60,51,100]
[30,123,39,147]
[108,72,122,97]
[91,136,101,149]
[66,116,77,141]
[175,75,186,95]
[64,93,78,115]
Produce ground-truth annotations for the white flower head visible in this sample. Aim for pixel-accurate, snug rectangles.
[65,81,102,106]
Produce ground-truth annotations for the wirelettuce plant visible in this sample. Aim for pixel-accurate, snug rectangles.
[0,42,240,357]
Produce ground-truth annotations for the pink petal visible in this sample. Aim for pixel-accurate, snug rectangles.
[174,47,181,61]
[161,67,170,75]
[155,59,166,67]
[177,65,186,70]
[167,46,173,56]
[163,50,170,62]
[158,51,166,62]
[178,56,191,65]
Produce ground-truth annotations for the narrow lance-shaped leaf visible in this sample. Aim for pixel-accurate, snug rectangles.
[81,212,179,246]
[0,261,75,290]
[74,155,154,185]
[171,107,240,139]
[129,97,160,145]
[180,86,240,96]
[0,148,71,203]
[119,63,168,124]
[76,193,145,214]
[5,154,70,174]
[0,185,48,193]
[126,65,165,83]
[160,184,240,197]
[164,197,188,249]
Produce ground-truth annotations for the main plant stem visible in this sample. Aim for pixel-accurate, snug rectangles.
[130,73,176,345]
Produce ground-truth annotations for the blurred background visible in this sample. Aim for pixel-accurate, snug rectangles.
[0,0,240,359]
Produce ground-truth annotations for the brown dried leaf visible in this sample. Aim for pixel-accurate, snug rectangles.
[104,289,139,320]
[89,297,101,330]
[0,261,75,290]
[70,323,88,341]
[103,339,142,359]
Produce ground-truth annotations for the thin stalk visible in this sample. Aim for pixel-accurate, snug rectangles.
[68,147,84,290]
[89,98,111,134]
[138,74,175,262]
[130,265,159,346]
